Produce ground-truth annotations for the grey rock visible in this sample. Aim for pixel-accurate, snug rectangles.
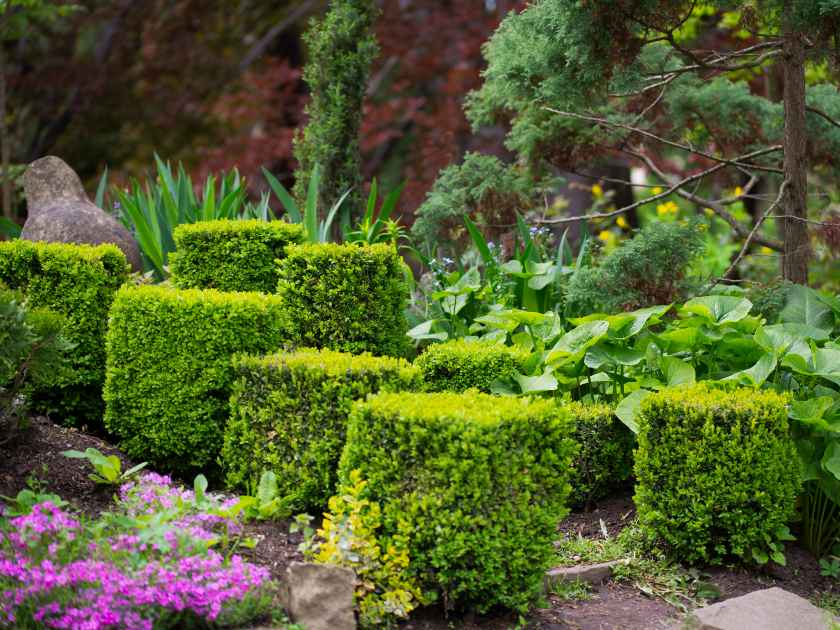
[22,156,142,272]
[285,561,356,630]
[685,587,834,630]
[544,560,622,592]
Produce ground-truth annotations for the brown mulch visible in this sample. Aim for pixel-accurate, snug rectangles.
[1,415,836,629]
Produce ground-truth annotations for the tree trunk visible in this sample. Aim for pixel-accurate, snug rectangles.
[0,38,10,223]
[780,15,810,284]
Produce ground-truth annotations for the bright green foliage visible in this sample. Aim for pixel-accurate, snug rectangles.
[565,221,706,315]
[634,384,800,565]
[340,391,576,612]
[0,240,128,425]
[296,470,427,628]
[293,0,379,222]
[414,339,528,393]
[222,348,420,509]
[564,401,635,508]
[170,219,304,293]
[276,243,409,357]
[103,285,285,473]
[61,447,148,486]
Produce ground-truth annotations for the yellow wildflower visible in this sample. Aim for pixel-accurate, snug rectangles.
[598,230,612,243]
[591,184,604,199]
[651,186,663,195]
[704,208,715,217]
[616,215,629,229]
[760,246,773,255]
[656,201,679,217]
[734,186,744,198]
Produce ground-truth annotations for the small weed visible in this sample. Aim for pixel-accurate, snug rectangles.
[814,591,840,617]
[550,578,593,601]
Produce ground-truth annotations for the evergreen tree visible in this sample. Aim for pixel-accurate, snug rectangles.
[466,1,840,284]
[293,0,379,224]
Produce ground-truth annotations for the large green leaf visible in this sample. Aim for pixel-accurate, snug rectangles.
[779,285,835,332]
[514,367,558,393]
[584,342,645,370]
[755,323,827,357]
[546,320,609,365]
[615,389,652,434]
[661,356,696,386]
[721,353,777,387]
[680,295,753,325]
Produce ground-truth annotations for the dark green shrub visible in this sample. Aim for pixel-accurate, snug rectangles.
[340,391,576,612]
[414,339,528,393]
[170,219,304,293]
[0,240,129,425]
[222,348,420,510]
[103,285,285,473]
[276,243,409,357]
[565,401,634,508]
[634,384,799,565]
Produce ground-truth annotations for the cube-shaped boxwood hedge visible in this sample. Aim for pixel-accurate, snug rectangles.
[0,240,129,425]
[276,243,409,357]
[414,339,529,393]
[565,401,635,508]
[170,219,303,293]
[634,384,799,565]
[222,348,420,509]
[103,285,285,473]
[340,391,576,612]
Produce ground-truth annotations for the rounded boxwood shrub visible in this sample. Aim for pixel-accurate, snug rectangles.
[340,391,576,612]
[414,339,528,393]
[222,348,420,510]
[0,240,129,425]
[103,285,285,473]
[634,384,799,565]
[276,243,409,357]
[564,401,634,508]
[170,219,304,293]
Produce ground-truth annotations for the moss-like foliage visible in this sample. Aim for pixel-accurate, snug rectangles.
[0,240,128,425]
[340,391,576,612]
[222,348,420,510]
[103,285,285,474]
[414,339,528,393]
[564,401,634,508]
[276,243,409,357]
[634,384,799,565]
[170,219,303,293]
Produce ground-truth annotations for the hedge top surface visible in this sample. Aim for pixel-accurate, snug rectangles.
[237,347,418,379]
[0,239,128,275]
[417,339,529,363]
[112,283,284,309]
[173,219,304,240]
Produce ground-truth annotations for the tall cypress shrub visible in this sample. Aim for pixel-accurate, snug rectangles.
[293,0,378,224]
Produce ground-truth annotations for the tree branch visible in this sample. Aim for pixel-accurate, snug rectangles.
[806,105,840,130]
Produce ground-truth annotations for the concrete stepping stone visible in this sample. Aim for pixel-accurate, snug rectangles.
[685,587,835,630]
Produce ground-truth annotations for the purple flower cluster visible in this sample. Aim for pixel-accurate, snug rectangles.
[0,474,272,630]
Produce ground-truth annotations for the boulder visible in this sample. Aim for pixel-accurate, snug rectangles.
[22,156,142,272]
[685,587,834,630]
[285,562,356,630]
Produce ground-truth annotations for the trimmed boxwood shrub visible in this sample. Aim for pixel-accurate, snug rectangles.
[414,339,528,393]
[103,285,285,473]
[0,240,128,425]
[340,391,576,612]
[634,384,799,565]
[276,243,409,357]
[170,219,304,293]
[565,401,634,508]
[222,348,420,510]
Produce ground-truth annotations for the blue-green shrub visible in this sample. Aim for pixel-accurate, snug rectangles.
[634,384,799,565]
[276,243,409,357]
[340,391,576,612]
[170,219,303,293]
[103,285,285,473]
[222,348,420,510]
[0,240,128,425]
[414,340,528,393]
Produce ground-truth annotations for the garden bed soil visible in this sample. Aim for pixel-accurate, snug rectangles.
[1,415,835,629]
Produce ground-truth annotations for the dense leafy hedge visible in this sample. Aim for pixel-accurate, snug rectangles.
[414,340,528,392]
[634,384,799,565]
[170,219,303,293]
[222,348,420,509]
[103,285,285,473]
[340,391,576,612]
[276,243,409,357]
[0,240,128,425]
[565,401,634,508]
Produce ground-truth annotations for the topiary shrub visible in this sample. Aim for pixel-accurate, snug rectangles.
[103,285,285,474]
[276,243,409,357]
[0,240,129,425]
[222,348,420,510]
[564,401,635,509]
[340,391,577,612]
[634,384,799,565]
[414,339,529,393]
[170,219,304,293]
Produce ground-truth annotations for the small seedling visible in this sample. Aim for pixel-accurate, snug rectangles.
[62,447,148,486]
[820,557,840,578]
[237,471,295,522]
